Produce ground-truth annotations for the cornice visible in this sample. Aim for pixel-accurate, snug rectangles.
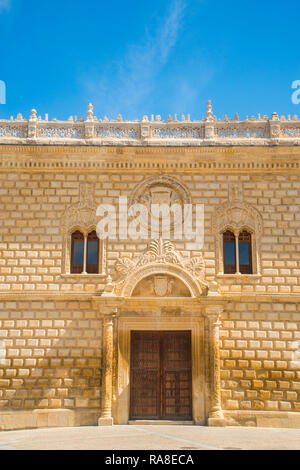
[0,145,300,173]
[0,292,300,304]
[1,144,300,156]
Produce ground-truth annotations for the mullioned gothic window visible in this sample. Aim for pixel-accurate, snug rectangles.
[70,230,101,274]
[212,198,263,276]
[61,184,106,276]
[223,230,253,275]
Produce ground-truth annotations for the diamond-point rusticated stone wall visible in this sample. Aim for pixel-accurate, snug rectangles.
[0,142,299,430]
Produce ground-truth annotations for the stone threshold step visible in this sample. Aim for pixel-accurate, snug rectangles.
[128,420,195,425]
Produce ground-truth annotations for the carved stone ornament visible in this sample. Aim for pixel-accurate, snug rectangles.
[61,183,98,235]
[60,183,106,275]
[113,238,209,297]
[212,199,263,235]
[131,274,191,297]
[129,175,192,233]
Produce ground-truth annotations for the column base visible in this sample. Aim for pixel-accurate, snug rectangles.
[98,417,114,426]
[208,417,227,427]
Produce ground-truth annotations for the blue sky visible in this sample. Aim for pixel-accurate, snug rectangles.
[0,0,300,121]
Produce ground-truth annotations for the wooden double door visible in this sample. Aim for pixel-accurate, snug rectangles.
[130,331,192,420]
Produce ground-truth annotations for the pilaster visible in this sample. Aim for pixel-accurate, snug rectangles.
[205,305,226,427]
[98,311,116,426]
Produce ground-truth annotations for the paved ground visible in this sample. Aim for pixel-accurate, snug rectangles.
[0,425,299,450]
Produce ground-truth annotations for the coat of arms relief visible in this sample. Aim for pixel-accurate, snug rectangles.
[129,175,192,234]
[110,176,210,297]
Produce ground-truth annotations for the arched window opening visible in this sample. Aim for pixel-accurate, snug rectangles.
[223,231,236,274]
[87,231,99,274]
[71,231,84,274]
[238,231,252,274]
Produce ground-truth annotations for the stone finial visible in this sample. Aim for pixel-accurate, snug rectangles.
[230,183,242,202]
[155,115,161,122]
[167,114,172,122]
[30,109,37,121]
[117,114,122,122]
[271,112,279,121]
[101,275,116,297]
[234,113,239,121]
[142,115,148,122]
[206,100,213,120]
[80,183,94,205]
[87,103,94,120]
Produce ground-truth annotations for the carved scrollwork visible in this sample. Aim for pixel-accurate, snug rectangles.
[113,238,209,297]
[115,257,135,276]
[212,200,263,235]
[136,239,183,268]
[183,256,206,280]
[61,183,98,235]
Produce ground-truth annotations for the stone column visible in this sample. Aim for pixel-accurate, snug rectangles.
[206,306,226,427]
[82,236,88,275]
[98,313,115,426]
[235,233,241,275]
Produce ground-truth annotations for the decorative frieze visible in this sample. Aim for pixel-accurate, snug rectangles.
[1,102,300,146]
[113,238,209,297]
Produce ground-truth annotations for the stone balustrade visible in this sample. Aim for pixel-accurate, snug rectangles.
[0,102,300,146]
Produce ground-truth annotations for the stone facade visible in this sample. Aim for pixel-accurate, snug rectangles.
[0,104,300,430]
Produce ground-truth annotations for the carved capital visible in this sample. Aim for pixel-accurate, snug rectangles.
[205,305,224,320]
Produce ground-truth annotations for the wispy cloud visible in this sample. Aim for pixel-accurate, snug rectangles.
[0,0,10,13]
[83,0,187,119]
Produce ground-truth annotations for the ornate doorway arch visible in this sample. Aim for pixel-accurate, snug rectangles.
[113,239,209,298]
[122,263,202,298]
